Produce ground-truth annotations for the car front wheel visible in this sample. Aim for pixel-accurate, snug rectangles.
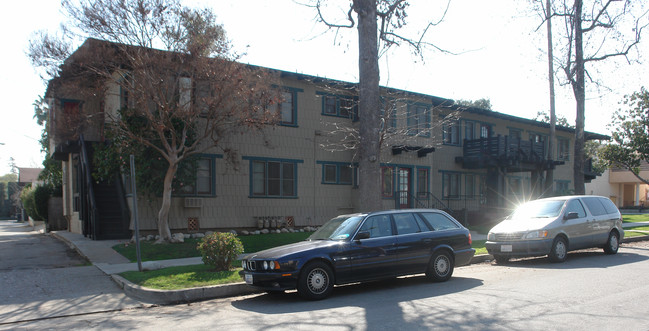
[426,250,454,282]
[548,237,568,263]
[297,261,334,300]
[603,231,619,254]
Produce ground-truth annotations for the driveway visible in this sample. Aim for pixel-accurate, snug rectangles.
[0,220,144,325]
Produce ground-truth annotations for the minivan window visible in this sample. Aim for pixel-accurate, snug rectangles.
[599,197,619,214]
[394,213,421,235]
[512,199,565,219]
[582,197,607,216]
[420,212,460,231]
[564,199,587,218]
[358,215,393,238]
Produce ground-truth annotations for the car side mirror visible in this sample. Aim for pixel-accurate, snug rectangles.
[564,212,579,220]
[355,231,370,241]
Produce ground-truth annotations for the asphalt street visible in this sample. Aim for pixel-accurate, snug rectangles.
[0,220,144,325]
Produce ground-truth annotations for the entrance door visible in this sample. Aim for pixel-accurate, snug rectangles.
[398,168,411,209]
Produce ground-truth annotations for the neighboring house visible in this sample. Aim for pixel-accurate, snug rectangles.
[46,39,609,240]
[18,168,43,188]
[586,163,649,208]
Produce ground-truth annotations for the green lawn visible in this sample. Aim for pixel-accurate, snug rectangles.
[113,232,313,263]
[623,214,649,223]
[118,232,488,290]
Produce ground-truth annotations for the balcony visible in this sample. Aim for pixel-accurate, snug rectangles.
[455,135,563,172]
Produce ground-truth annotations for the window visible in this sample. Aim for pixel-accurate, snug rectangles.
[509,177,522,197]
[394,213,421,235]
[465,174,475,197]
[465,121,475,140]
[278,90,298,126]
[246,157,301,198]
[178,76,192,111]
[564,199,587,218]
[480,124,492,138]
[179,158,214,195]
[318,92,356,118]
[443,120,460,145]
[443,173,460,199]
[382,167,394,197]
[381,98,397,129]
[359,215,393,238]
[558,138,570,160]
[509,128,522,141]
[582,197,608,216]
[555,180,570,194]
[417,168,429,198]
[407,104,430,137]
[319,162,353,185]
[420,212,460,231]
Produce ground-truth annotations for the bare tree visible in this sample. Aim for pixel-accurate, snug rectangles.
[30,0,281,242]
[311,0,451,212]
[534,0,649,194]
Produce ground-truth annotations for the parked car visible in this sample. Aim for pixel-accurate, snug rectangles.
[240,209,475,300]
[486,195,624,263]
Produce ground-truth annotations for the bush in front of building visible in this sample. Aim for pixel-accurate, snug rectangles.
[197,232,244,271]
[19,184,53,223]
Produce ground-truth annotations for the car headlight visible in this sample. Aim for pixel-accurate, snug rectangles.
[263,261,269,270]
[487,232,495,241]
[241,260,246,270]
[525,230,549,239]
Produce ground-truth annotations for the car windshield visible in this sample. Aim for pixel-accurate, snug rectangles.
[308,216,364,241]
[511,199,566,219]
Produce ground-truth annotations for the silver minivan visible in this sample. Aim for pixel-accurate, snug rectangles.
[486,195,624,263]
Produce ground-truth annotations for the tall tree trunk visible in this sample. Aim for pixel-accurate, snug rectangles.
[545,0,556,196]
[157,160,178,242]
[354,0,382,212]
[572,0,586,195]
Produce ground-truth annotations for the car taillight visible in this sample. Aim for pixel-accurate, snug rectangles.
[468,232,472,245]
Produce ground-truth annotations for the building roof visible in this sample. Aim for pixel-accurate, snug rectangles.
[18,168,43,185]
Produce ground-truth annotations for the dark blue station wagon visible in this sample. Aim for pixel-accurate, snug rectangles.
[240,209,475,300]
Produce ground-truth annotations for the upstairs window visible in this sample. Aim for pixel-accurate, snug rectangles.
[558,138,570,160]
[319,92,356,119]
[407,104,430,137]
[278,89,300,126]
[443,120,461,145]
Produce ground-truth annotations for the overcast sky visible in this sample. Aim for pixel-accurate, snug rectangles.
[1,0,647,175]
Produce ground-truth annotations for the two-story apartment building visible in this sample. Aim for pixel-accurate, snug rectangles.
[46,39,608,240]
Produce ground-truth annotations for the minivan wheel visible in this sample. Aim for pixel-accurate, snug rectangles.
[426,250,454,282]
[603,231,619,255]
[548,237,568,263]
[297,261,334,300]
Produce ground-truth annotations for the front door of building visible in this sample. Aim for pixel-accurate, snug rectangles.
[398,168,411,209]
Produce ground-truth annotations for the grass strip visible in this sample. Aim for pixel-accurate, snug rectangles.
[120,264,242,290]
[622,214,649,223]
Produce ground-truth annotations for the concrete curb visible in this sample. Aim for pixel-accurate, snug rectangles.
[111,274,262,305]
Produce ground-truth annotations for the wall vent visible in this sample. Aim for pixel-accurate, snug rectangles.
[184,198,203,208]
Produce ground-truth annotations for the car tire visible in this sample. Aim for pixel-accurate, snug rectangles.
[426,250,454,282]
[297,261,334,300]
[603,231,620,255]
[493,254,510,264]
[548,236,568,263]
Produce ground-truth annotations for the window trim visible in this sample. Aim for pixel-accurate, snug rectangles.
[407,103,431,137]
[243,156,303,198]
[174,154,222,197]
[317,161,354,185]
[277,87,303,127]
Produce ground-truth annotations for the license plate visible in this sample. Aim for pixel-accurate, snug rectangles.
[245,273,253,284]
[501,245,513,252]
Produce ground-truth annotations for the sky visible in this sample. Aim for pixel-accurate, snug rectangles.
[1,0,647,176]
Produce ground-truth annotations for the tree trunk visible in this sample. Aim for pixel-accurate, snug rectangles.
[156,160,178,242]
[572,0,586,195]
[354,0,382,212]
[545,0,556,196]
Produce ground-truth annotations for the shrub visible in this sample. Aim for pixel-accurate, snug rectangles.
[196,232,244,271]
[33,185,51,222]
